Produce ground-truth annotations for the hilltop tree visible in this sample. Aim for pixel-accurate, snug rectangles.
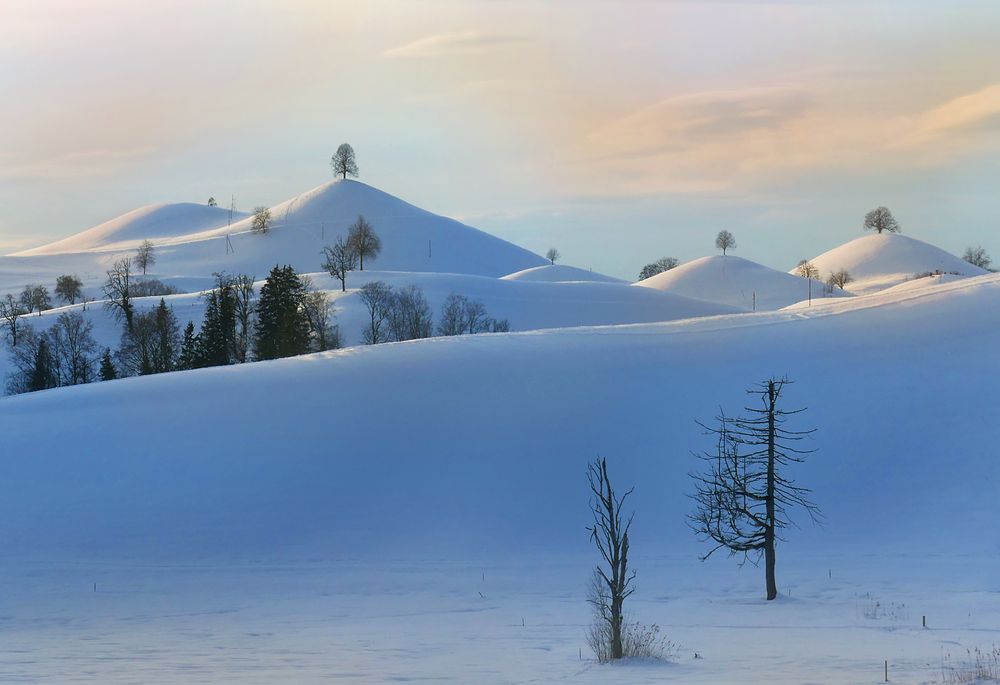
[690,378,821,600]
[586,457,635,661]
[330,143,359,180]
[346,215,381,271]
[638,257,678,281]
[321,236,359,291]
[963,245,992,270]
[55,274,84,305]
[253,265,310,360]
[134,240,156,275]
[207,197,217,207]
[546,248,560,265]
[863,206,900,234]
[827,269,853,290]
[252,206,272,235]
[103,257,134,332]
[715,230,736,256]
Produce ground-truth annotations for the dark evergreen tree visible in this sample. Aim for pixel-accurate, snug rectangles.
[253,265,310,360]
[29,336,58,392]
[99,348,117,381]
[177,321,199,370]
[196,278,237,367]
[152,298,180,373]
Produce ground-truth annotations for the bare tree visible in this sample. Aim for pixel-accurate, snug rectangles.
[963,245,992,270]
[251,206,272,235]
[863,206,900,234]
[437,293,503,336]
[690,378,821,600]
[0,294,24,346]
[134,240,156,275]
[207,196,217,207]
[49,311,98,385]
[358,280,393,344]
[55,274,84,305]
[388,285,433,342]
[638,257,678,281]
[795,260,819,280]
[103,257,134,332]
[321,237,359,291]
[715,230,736,255]
[587,457,635,661]
[330,143,359,179]
[346,215,381,271]
[546,248,560,265]
[301,289,339,352]
[826,269,853,290]
[232,273,256,363]
[19,284,52,315]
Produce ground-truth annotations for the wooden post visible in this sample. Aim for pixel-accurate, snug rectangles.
[884,659,888,682]
[922,615,926,628]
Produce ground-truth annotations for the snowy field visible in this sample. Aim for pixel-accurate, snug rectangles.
[1,269,999,683]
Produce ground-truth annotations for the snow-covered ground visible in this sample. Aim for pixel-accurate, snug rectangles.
[1,271,998,683]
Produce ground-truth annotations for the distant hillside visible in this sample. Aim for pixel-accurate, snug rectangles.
[635,254,850,311]
[501,264,623,283]
[804,233,986,294]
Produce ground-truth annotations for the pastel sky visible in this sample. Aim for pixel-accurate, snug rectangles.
[2,0,999,279]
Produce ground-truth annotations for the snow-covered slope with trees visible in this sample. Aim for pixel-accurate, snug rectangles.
[634,254,849,310]
[804,233,986,294]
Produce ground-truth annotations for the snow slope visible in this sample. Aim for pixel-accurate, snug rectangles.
[635,254,849,310]
[1,273,998,683]
[501,263,624,283]
[805,233,986,294]
[12,203,247,256]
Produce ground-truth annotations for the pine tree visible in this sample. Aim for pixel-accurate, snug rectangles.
[177,321,199,370]
[253,265,310,360]
[196,279,237,367]
[99,348,117,381]
[29,336,58,392]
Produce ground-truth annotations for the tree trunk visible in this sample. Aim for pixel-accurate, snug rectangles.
[611,597,624,659]
[765,379,778,600]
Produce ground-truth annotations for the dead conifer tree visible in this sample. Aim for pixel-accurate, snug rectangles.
[689,378,820,600]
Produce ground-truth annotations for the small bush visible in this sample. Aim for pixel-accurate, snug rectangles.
[132,279,180,297]
[586,572,675,663]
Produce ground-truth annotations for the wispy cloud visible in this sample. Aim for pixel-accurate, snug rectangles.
[384,31,526,58]
[0,147,156,182]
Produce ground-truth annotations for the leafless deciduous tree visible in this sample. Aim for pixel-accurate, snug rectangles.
[587,457,635,661]
[134,240,156,275]
[0,294,25,346]
[436,293,507,336]
[863,206,900,234]
[963,245,992,270]
[690,378,821,600]
[330,143,359,179]
[359,280,394,344]
[826,269,853,290]
[207,197,217,207]
[715,230,736,255]
[321,237,358,291]
[19,284,52,315]
[103,257,134,332]
[251,206,272,235]
[795,260,819,280]
[55,274,84,304]
[301,287,339,352]
[232,273,256,363]
[388,285,433,342]
[546,248,560,264]
[346,215,381,270]
[638,257,678,281]
[49,311,98,385]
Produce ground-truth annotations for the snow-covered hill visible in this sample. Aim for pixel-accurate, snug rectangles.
[634,254,849,310]
[12,203,249,256]
[501,264,623,283]
[805,233,985,294]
